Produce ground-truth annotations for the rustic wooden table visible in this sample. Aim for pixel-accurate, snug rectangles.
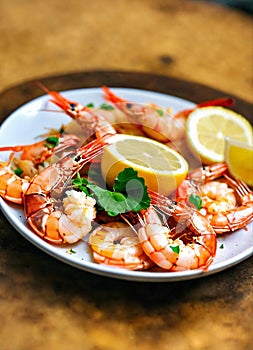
[0,1,252,350]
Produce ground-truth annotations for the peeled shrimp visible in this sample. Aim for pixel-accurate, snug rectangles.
[177,163,253,233]
[89,222,153,270]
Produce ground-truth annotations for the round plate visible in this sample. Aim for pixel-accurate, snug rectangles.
[0,72,252,282]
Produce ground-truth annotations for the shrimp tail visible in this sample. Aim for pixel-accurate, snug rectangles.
[189,163,228,184]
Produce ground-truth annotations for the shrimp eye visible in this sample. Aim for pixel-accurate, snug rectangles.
[126,103,133,109]
[74,155,82,162]
[70,103,77,111]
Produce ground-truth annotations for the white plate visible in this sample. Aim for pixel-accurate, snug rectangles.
[0,87,252,282]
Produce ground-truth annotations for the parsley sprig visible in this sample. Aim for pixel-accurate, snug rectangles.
[45,136,59,149]
[72,168,150,216]
[14,168,23,176]
[189,194,202,210]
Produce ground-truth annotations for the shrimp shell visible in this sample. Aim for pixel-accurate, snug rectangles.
[24,136,110,244]
[143,193,217,271]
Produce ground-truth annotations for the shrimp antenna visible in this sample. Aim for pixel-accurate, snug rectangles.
[36,80,51,94]
[120,214,138,234]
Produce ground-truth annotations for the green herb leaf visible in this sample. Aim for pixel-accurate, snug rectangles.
[45,136,59,149]
[14,168,23,176]
[189,194,202,210]
[72,173,90,196]
[99,103,114,110]
[59,126,65,134]
[66,248,77,254]
[113,168,150,212]
[72,168,150,216]
[219,244,224,249]
[86,102,95,108]
[170,245,180,254]
[87,184,127,216]
[156,109,164,116]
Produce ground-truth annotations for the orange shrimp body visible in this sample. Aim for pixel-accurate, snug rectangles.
[211,175,253,233]
[102,86,183,143]
[177,163,253,233]
[102,86,234,143]
[89,222,154,270]
[0,155,30,204]
[0,134,81,166]
[199,181,237,218]
[23,136,110,244]
[0,134,81,204]
[138,198,217,271]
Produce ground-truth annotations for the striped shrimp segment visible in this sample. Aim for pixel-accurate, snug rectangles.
[177,163,253,233]
[89,222,154,270]
[0,134,81,204]
[24,135,110,244]
[137,192,217,271]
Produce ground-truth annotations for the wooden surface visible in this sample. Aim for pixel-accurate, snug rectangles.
[0,1,253,350]
[0,0,252,103]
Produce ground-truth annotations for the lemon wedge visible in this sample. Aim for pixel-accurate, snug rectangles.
[101,134,188,196]
[225,138,253,186]
[186,107,253,164]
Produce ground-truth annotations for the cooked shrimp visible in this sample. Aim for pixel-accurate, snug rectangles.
[0,134,80,167]
[198,181,237,220]
[176,163,229,203]
[212,174,253,233]
[23,135,110,244]
[89,222,153,270]
[0,154,30,204]
[102,86,234,143]
[140,193,217,271]
[188,162,229,184]
[37,82,117,141]
[0,134,81,204]
[176,163,253,233]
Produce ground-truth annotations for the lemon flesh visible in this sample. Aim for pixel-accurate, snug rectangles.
[186,107,253,164]
[225,138,253,186]
[101,134,188,196]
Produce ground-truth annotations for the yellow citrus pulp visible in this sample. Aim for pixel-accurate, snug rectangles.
[186,107,253,164]
[225,138,253,186]
[100,134,189,196]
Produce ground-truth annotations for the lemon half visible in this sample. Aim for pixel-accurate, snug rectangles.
[186,107,253,164]
[101,134,188,196]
